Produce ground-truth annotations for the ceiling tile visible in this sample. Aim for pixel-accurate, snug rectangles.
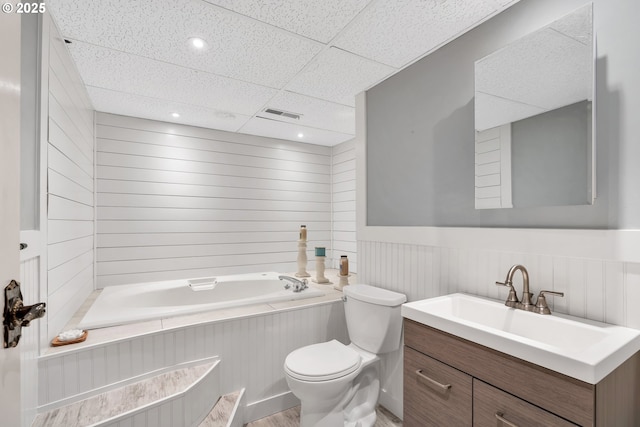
[66,41,277,117]
[240,117,353,146]
[333,0,518,68]
[48,0,323,88]
[285,47,396,107]
[88,87,251,133]
[259,91,355,134]
[202,0,372,43]
[48,0,523,145]
[549,4,592,45]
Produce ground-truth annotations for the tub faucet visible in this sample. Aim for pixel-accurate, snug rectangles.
[279,275,308,292]
[496,264,534,310]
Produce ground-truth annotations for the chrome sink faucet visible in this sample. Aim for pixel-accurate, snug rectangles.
[496,265,564,314]
[278,275,308,293]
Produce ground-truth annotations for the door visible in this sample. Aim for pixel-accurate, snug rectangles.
[1,11,23,427]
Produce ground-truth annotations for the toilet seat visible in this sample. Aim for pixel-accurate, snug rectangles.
[285,340,361,382]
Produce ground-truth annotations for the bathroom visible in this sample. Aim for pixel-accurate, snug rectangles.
[1,0,639,425]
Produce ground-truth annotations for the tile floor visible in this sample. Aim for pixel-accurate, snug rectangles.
[246,405,402,427]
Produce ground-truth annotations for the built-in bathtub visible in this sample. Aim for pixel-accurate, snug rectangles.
[78,272,324,329]
[41,272,352,422]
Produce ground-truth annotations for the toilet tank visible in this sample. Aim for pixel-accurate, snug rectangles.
[344,284,407,354]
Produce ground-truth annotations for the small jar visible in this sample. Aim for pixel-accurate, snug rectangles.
[340,255,349,276]
[299,225,307,241]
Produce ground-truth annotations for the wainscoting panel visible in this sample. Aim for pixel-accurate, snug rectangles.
[38,301,348,415]
[358,240,640,328]
[20,256,41,427]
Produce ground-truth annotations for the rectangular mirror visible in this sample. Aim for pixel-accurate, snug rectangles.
[474,4,594,210]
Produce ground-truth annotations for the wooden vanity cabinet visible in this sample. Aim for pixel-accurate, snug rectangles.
[403,319,640,426]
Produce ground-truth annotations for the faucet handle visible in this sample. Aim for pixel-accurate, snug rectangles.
[495,280,519,308]
[292,278,308,292]
[534,290,564,315]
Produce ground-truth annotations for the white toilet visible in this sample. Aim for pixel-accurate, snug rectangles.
[284,284,407,427]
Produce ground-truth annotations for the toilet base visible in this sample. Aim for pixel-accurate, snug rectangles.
[344,367,379,427]
[297,364,380,427]
[345,411,376,427]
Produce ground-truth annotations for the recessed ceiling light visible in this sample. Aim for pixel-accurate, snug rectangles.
[188,37,207,50]
[297,133,304,138]
[171,112,180,118]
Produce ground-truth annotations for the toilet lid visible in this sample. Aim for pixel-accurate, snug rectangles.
[285,340,361,382]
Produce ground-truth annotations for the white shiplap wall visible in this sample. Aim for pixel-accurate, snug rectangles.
[475,124,512,209]
[95,113,332,287]
[46,17,95,341]
[331,139,357,272]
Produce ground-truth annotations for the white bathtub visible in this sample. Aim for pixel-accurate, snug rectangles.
[78,272,324,329]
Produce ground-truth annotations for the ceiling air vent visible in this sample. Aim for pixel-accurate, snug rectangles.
[263,108,302,120]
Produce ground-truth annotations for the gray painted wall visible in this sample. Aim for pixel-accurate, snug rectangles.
[366,0,639,229]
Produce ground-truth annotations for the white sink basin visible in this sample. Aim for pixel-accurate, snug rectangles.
[402,293,640,384]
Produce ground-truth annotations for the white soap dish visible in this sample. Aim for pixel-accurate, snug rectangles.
[51,329,88,346]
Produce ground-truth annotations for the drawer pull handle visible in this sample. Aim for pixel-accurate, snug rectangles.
[495,412,519,427]
[415,369,451,391]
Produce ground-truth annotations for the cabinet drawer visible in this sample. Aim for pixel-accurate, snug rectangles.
[474,379,578,427]
[403,346,472,427]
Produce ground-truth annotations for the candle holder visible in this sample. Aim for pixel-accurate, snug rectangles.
[295,240,310,278]
[334,273,350,291]
[312,253,331,284]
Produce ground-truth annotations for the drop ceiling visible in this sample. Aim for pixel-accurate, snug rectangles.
[48,0,520,146]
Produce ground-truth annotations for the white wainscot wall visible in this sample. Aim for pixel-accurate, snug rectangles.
[358,240,640,328]
[20,257,41,426]
[38,302,348,423]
